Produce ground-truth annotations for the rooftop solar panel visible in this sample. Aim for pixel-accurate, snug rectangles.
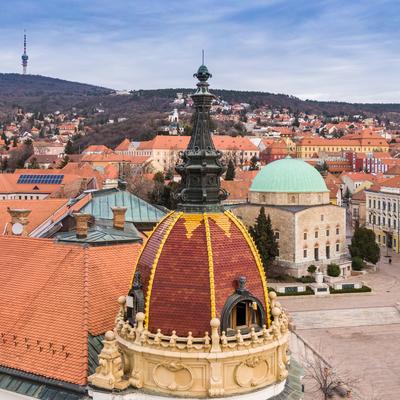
[17,174,64,185]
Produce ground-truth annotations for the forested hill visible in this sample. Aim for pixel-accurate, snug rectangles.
[1,74,400,118]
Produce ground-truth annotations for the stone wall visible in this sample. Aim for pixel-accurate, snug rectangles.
[249,191,330,206]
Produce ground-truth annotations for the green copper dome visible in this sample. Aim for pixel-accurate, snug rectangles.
[250,157,329,193]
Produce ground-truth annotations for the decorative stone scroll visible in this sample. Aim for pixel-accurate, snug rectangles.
[88,331,128,390]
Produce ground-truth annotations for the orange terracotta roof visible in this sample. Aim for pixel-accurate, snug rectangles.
[352,189,366,201]
[137,136,190,150]
[386,164,400,175]
[30,193,92,236]
[137,135,258,151]
[82,145,112,154]
[115,138,131,151]
[0,199,68,235]
[0,236,141,385]
[212,135,258,151]
[234,169,259,181]
[0,173,84,195]
[221,179,251,201]
[80,153,147,163]
[340,172,376,181]
[380,175,400,189]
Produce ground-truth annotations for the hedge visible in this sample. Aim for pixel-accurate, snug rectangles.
[330,285,372,294]
[268,287,314,296]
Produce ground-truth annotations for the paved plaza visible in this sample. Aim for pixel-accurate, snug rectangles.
[280,250,400,399]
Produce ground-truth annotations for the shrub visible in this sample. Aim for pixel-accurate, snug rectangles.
[327,263,341,277]
[297,275,315,284]
[330,285,371,294]
[268,287,314,296]
[352,256,365,271]
[307,265,317,274]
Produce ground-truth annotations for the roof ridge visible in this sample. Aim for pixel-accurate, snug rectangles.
[81,247,90,383]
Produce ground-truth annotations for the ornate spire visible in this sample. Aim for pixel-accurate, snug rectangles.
[176,64,227,212]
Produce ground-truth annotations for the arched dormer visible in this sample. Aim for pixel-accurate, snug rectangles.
[220,276,265,336]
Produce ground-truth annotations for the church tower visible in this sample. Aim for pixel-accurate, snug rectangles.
[89,64,292,399]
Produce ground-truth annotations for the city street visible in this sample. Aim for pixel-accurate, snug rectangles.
[281,251,400,399]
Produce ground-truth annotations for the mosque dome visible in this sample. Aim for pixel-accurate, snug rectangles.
[250,157,328,194]
[129,210,270,336]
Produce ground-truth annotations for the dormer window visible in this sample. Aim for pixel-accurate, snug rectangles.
[126,271,144,325]
[220,276,265,336]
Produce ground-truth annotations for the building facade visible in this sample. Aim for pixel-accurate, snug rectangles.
[365,177,400,253]
[233,158,349,277]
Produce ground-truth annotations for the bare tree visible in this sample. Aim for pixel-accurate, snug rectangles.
[304,356,359,399]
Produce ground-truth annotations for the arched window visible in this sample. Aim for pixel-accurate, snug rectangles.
[220,276,265,335]
[291,195,296,203]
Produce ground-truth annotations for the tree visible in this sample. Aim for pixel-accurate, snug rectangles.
[225,159,235,180]
[249,155,259,171]
[304,354,358,400]
[327,263,340,277]
[307,265,317,274]
[315,161,328,175]
[27,157,40,169]
[165,168,174,180]
[64,139,74,155]
[59,155,70,169]
[249,207,279,273]
[349,226,380,264]
[351,256,365,271]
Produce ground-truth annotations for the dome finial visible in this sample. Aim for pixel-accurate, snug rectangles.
[175,58,227,211]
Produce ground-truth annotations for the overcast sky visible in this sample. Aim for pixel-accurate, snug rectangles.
[1,0,400,102]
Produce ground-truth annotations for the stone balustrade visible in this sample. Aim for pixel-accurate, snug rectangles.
[114,292,289,353]
[89,291,291,398]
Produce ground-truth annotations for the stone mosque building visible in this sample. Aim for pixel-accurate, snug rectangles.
[88,66,302,399]
[233,157,350,277]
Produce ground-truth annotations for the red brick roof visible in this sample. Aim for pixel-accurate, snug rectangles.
[134,212,269,336]
[0,236,141,385]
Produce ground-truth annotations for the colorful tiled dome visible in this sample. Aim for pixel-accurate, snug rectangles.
[129,210,270,336]
[250,157,329,193]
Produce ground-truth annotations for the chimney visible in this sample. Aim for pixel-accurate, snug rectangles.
[111,207,127,230]
[59,184,65,198]
[80,178,88,192]
[73,213,91,239]
[7,208,31,236]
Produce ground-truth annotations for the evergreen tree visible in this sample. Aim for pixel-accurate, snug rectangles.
[225,159,235,180]
[249,155,259,170]
[349,226,380,264]
[27,157,40,169]
[64,140,74,154]
[249,207,279,272]
[59,155,70,169]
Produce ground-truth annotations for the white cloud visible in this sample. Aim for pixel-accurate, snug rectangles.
[0,0,399,102]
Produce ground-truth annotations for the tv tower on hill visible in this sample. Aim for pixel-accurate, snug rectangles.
[21,30,28,75]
